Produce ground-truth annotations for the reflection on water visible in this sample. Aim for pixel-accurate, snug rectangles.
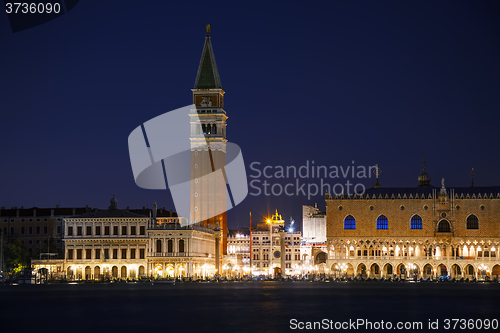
[1,282,499,332]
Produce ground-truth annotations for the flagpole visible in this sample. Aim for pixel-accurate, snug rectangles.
[249,212,252,277]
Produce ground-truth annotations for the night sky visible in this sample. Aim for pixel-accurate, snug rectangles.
[1,1,499,230]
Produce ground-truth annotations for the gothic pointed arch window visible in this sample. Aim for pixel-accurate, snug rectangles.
[466,214,479,229]
[344,215,356,230]
[376,215,388,230]
[437,219,451,232]
[411,215,423,229]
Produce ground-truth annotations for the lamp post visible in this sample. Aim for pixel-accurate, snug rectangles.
[407,263,416,281]
[335,263,347,279]
[479,264,487,281]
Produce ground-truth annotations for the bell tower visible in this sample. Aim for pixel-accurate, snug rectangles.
[190,25,228,254]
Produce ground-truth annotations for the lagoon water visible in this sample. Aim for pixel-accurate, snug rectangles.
[1,282,499,332]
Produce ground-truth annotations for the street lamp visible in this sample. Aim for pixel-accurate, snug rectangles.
[407,263,416,281]
[478,264,488,281]
[335,263,348,279]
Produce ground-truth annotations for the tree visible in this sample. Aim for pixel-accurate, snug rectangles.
[5,239,29,274]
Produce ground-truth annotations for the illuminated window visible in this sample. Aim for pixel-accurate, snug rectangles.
[411,215,422,229]
[376,215,388,230]
[344,215,356,230]
[466,215,478,229]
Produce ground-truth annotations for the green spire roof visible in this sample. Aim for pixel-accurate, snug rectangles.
[194,31,222,89]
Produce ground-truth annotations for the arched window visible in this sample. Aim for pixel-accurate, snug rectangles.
[202,124,206,134]
[207,124,212,134]
[437,220,451,232]
[138,265,145,277]
[315,252,327,264]
[466,215,479,229]
[212,124,217,134]
[156,240,162,253]
[411,215,423,229]
[121,266,127,278]
[344,215,356,229]
[167,239,173,253]
[179,239,185,253]
[376,215,388,230]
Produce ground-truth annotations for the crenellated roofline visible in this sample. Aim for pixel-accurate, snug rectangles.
[325,186,500,200]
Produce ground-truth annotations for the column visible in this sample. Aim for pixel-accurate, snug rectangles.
[214,228,221,276]
[280,230,286,277]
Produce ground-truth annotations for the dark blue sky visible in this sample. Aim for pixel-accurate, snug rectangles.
[1,1,499,229]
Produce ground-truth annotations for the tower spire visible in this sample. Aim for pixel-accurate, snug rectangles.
[470,168,475,187]
[191,26,227,254]
[194,25,221,89]
[373,164,381,188]
[417,156,432,187]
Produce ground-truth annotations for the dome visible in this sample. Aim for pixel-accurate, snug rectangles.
[418,171,431,187]
[109,195,118,209]
[417,156,432,187]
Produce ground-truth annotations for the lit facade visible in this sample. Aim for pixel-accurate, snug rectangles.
[325,165,500,280]
[250,211,302,276]
[147,221,216,279]
[33,197,218,279]
[226,231,250,276]
[61,196,149,279]
[300,205,328,273]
